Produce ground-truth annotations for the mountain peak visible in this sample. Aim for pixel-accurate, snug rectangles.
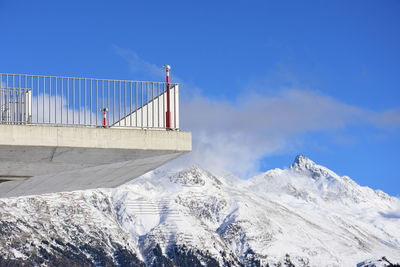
[291,154,317,169]
[169,165,222,186]
[290,154,340,182]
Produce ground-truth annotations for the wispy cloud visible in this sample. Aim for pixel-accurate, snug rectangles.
[115,48,400,177]
[113,46,165,81]
[181,90,400,176]
[368,109,400,129]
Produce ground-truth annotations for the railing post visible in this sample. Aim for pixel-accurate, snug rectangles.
[163,65,171,130]
[102,107,108,128]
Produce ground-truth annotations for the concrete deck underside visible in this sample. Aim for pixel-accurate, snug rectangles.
[0,125,191,198]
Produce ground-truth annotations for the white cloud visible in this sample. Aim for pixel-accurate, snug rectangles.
[178,90,400,177]
[113,46,165,81]
[115,49,400,177]
[177,90,364,176]
[369,109,400,129]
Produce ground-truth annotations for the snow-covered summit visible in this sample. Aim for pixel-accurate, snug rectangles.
[292,154,317,169]
[248,155,395,207]
[290,154,342,182]
[169,166,223,187]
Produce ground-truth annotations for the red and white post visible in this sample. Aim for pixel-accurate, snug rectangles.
[163,65,172,130]
[102,107,108,128]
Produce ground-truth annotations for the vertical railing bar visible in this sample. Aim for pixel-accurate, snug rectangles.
[73,78,75,125]
[135,82,138,127]
[22,75,24,123]
[4,74,6,123]
[0,73,4,123]
[84,79,86,126]
[24,75,26,124]
[12,76,14,123]
[2,77,4,122]
[14,76,17,123]
[5,75,11,124]
[55,77,58,124]
[17,75,18,123]
[17,75,20,123]
[20,85,22,123]
[152,82,154,128]
[25,76,27,123]
[16,86,18,123]
[165,82,166,128]
[14,80,16,123]
[0,74,2,124]
[42,77,45,123]
[10,75,13,122]
[102,80,105,126]
[174,84,179,130]
[78,78,81,125]
[5,75,7,124]
[10,75,12,123]
[141,82,143,128]
[130,81,132,127]
[146,83,149,129]
[96,80,98,126]
[8,75,10,123]
[31,76,34,123]
[37,77,39,123]
[16,76,18,123]
[6,75,11,123]
[61,77,63,124]
[90,80,92,126]
[48,77,51,123]
[119,81,121,126]
[67,78,69,124]
[124,81,126,127]
[18,77,20,123]
[21,83,23,123]
[12,75,15,123]
[19,76,22,124]
[1,75,2,123]
[113,81,115,126]
[107,81,110,126]
[160,83,165,128]
[0,74,1,123]
[9,75,11,123]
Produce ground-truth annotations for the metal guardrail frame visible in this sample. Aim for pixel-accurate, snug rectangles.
[0,73,179,130]
[0,87,31,124]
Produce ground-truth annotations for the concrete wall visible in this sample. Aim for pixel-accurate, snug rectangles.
[0,123,190,151]
[0,124,191,198]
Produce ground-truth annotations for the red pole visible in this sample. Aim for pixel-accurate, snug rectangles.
[163,65,171,129]
[102,108,108,128]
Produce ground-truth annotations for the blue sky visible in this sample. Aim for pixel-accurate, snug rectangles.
[1,0,399,196]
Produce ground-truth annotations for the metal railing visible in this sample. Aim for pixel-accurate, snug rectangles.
[0,73,180,129]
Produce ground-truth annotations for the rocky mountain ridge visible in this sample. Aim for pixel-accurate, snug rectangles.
[0,155,399,266]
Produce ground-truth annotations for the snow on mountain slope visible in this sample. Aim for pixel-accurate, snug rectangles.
[0,190,144,266]
[241,155,400,265]
[0,155,399,266]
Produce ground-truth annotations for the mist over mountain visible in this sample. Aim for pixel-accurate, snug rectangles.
[0,155,399,267]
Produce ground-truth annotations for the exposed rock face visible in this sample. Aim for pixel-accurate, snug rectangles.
[0,156,399,266]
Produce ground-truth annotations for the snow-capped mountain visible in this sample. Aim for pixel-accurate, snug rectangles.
[0,155,399,266]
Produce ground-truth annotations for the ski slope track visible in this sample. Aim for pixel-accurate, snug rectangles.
[0,155,399,266]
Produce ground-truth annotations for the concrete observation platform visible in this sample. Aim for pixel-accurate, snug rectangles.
[0,125,191,198]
